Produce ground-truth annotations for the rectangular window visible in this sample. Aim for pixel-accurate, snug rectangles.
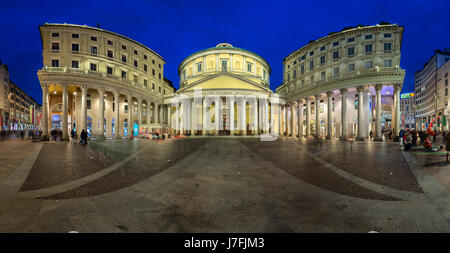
[320,55,326,65]
[152,69,155,76]
[72,33,79,38]
[309,51,314,56]
[333,41,339,47]
[348,63,355,72]
[52,42,59,50]
[152,83,155,90]
[164,89,166,94]
[122,55,127,63]
[107,50,113,58]
[263,70,267,80]
[300,64,304,74]
[134,50,138,55]
[365,61,373,69]
[384,43,392,51]
[365,44,372,54]
[144,55,147,60]
[124,105,128,113]
[197,62,202,72]
[309,60,314,70]
[347,47,355,56]
[310,76,314,84]
[121,71,126,78]
[90,46,97,54]
[384,33,392,38]
[293,69,297,78]
[133,75,138,82]
[134,60,138,68]
[287,73,290,81]
[247,62,252,72]
[365,34,373,40]
[87,100,91,110]
[347,37,355,43]
[72,61,79,68]
[90,63,97,71]
[144,79,148,86]
[122,45,127,50]
[159,64,161,69]
[107,66,113,74]
[333,67,339,76]
[333,51,339,60]
[384,60,392,67]
[144,64,148,72]
[51,59,59,67]
[152,59,155,64]
[107,40,113,45]
[320,46,326,51]
[446,88,448,96]
[52,32,59,37]
[293,60,297,65]
[72,43,79,51]
[321,71,326,79]
[159,87,161,93]
[91,36,97,41]
[158,73,161,79]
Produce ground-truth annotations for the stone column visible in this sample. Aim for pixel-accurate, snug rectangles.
[167,104,171,128]
[340,88,348,140]
[297,99,302,138]
[114,90,120,139]
[374,84,383,141]
[264,99,269,134]
[291,102,295,136]
[278,104,281,135]
[253,98,258,135]
[81,85,88,134]
[138,97,143,135]
[127,94,132,137]
[214,97,220,135]
[202,98,207,135]
[394,83,401,139]
[62,84,69,140]
[146,101,151,125]
[356,86,365,141]
[306,97,311,137]
[191,100,195,135]
[315,95,320,139]
[154,104,159,124]
[285,104,289,136]
[240,98,247,136]
[326,91,332,139]
[98,88,105,139]
[41,83,49,140]
[229,96,235,135]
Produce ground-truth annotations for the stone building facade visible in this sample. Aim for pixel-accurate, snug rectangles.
[37,23,174,140]
[276,23,405,140]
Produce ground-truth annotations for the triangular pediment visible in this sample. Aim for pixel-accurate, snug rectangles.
[182,72,269,92]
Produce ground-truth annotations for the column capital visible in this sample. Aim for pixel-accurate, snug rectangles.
[98,87,105,93]
[326,91,333,97]
[40,82,48,89]
[61,83,69,89]
[339,87,347,94]
[114,90,120,97]
[81,85,88,91]
[305,96,310,102]
[314,94,320,100]
[393,83,402,91]
[375,84,383,92]
[357,86,366,92]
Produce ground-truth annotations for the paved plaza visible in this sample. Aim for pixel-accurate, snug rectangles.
[0,136,449,232]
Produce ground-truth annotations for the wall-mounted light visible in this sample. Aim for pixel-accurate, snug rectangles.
[73,92,77,95]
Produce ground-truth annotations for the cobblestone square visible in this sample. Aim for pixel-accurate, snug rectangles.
[0,137,449,233]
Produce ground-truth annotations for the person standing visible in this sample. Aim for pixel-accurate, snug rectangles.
[80,129,88,145]
[445,131,450,162]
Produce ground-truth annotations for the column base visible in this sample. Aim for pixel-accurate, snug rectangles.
[356,137,366,141]
[339,136,347,140]
[326,135,332,139]
[374,137,383,142]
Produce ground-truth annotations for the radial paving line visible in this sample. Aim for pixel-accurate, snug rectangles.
[17,142,154,199]
[0,143,43,199]
[289,139,423,201]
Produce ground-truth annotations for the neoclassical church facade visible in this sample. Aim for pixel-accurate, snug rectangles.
[38,23,404,141]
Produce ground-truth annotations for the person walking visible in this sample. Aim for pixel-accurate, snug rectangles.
[20,131,24,140]
[80,129,88,145]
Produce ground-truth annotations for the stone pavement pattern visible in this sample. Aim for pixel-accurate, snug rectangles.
[0,137,449,232]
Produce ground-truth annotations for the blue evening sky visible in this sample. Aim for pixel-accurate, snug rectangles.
[0,0,449,104]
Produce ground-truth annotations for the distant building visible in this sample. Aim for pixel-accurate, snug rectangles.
[436,59,450,131]
[400,93,415,129]
[0,61,10,130]
[415,49,450,131]
[8,81,41,131]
